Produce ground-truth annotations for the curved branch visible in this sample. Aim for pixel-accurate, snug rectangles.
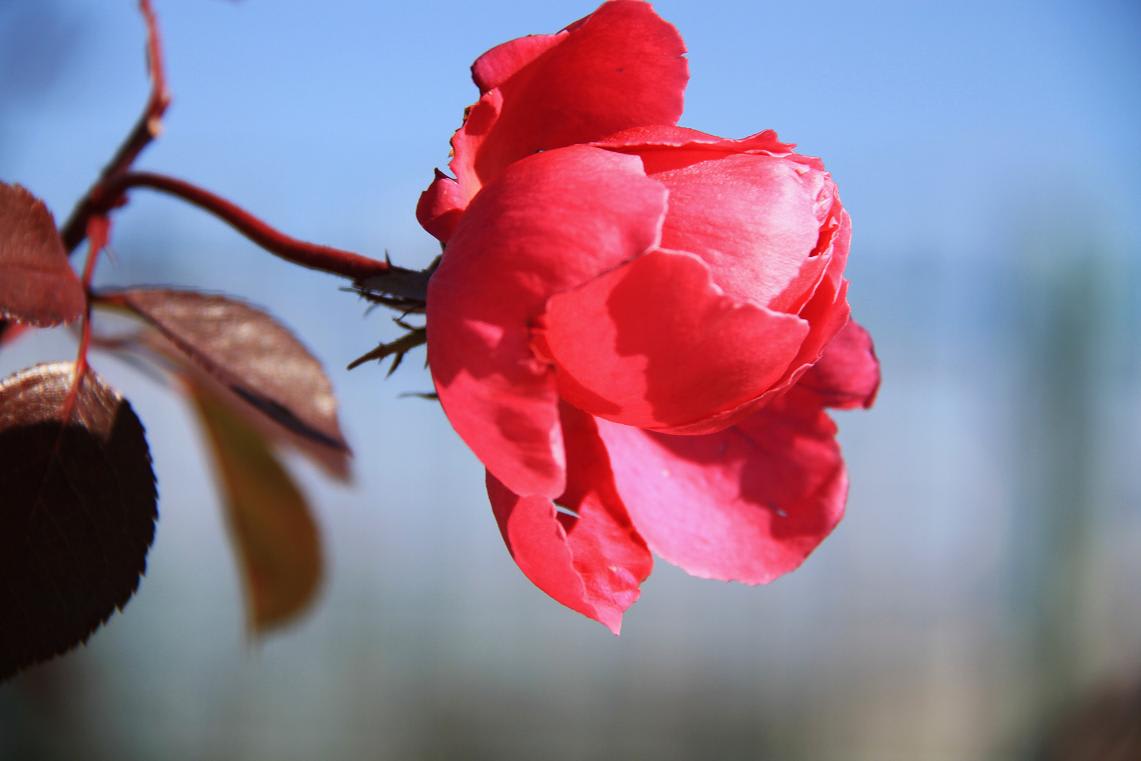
[61,0,170,254]
[108,172,396,281]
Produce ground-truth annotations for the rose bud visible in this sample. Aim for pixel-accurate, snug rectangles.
[417,0,878,632]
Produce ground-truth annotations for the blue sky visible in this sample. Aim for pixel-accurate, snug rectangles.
[6,0,1139,266]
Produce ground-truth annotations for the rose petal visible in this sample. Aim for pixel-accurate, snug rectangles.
[416,170,467,244]
[452,0,688,197]
[770,197,847,315]
[593,126,839,309]
[814,203,852,298]
[596,125,799,158]
[596,389,847,584]
[537,249,808,433]
[427,146,668,498]
[470,28,564,93]
[656,154,830,306]
[666,276,851,436]
[797,319,881,409]
[660,204,853,435]
[487,403,652,634]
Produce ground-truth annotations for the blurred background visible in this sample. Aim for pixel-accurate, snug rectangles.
[1,1,1139,759]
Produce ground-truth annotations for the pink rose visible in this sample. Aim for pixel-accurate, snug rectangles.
[419,0,879,632]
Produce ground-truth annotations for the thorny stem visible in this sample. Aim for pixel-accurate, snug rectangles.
[347,327,427,372]
[28,0,429,380]
[61,216,110,421]
[0,1,165,347]
[51,0,416,286]
[60,0,169,255]
[104,172,398,282]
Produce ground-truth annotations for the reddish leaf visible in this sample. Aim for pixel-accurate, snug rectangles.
[175,362,351,483]
[0,182,85,326]
[115,289,348,452]
[0,362,157,680]
[112,325,350,481]
[186,380,322,633]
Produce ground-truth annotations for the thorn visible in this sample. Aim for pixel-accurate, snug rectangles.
[386,351,404,377]
[398,391,438,401]
[346,327,427,372]
[393,316,422,331]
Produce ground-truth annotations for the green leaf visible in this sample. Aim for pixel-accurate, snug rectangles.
[187,380,322,634]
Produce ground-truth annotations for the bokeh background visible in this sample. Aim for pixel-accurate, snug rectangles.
[2,1,1139,759]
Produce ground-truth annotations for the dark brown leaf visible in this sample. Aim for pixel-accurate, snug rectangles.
[0,362,157,681]
[187,380,322,633]
[0,182,85,326]
[115,289,348,452]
